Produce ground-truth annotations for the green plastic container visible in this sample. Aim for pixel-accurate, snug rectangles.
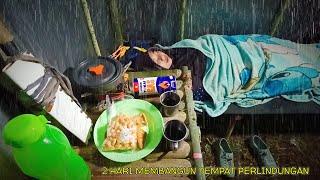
[94,99,164,162]
[2,114,91,180]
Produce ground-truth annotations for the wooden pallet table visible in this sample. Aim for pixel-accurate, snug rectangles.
[76,66,205,180]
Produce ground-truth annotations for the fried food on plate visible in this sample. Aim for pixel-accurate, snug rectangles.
[102,113,148,151]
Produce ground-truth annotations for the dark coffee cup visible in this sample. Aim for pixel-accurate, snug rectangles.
[160,91,181,117]
[163,120,189,151]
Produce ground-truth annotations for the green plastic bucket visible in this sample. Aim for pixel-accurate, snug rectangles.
[93,99,164,162]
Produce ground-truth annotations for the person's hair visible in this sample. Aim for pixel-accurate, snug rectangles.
[147,47,164,53]
[133,52,162,71]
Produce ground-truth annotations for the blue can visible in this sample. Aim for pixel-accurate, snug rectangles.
[133,76,177,96]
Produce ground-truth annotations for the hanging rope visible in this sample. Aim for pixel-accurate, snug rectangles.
[80,0,102,56]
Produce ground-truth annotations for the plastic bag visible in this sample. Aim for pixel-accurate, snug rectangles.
[102,113,148,151]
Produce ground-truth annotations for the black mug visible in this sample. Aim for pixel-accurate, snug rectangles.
[163,120,189,151]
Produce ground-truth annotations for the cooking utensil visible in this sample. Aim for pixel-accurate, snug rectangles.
[163,120,189,151]
[160,91,181,116]
[73,56,123,93]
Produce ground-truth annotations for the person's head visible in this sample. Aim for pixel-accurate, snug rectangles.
[147,47,172,69]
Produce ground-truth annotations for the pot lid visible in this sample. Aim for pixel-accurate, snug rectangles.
[74,57,123,88]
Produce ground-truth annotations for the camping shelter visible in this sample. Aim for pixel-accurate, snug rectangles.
[0,0,319,179]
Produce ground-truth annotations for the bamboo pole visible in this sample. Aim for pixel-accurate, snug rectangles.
[182,66,205,180]
[80,0,102,56]
[0,18,13,44]
[108,0,123,48]
[178,0,187,40]
[270,0,291,36]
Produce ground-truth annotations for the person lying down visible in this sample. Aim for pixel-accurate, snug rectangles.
[131,34,320,117]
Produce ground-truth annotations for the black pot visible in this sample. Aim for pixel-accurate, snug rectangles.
[73,56,123,93]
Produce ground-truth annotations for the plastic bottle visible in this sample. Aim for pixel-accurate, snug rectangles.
[2,114,91,180]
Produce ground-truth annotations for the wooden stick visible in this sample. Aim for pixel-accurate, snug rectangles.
[0,18,13,44]
[270,0,291,36]
[178,0,187,40]
[181,66,205,180]
[108,0,123,48]
[81,0,102,56]
[225,115,241,139]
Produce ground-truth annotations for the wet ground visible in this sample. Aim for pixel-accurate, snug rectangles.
[201,114,320,179]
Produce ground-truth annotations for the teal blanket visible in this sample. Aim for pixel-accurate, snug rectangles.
[159,34,320,117]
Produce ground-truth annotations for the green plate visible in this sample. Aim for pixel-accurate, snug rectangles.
[93,99,164,162]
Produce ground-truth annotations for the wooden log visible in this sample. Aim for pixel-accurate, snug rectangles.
[75,140,190,162]
[0,18,13,44]
[146,141,190,160]
[75,142,192,168]
[177,89,184,99]
[176,80,183,89]
[178,101,186,111]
